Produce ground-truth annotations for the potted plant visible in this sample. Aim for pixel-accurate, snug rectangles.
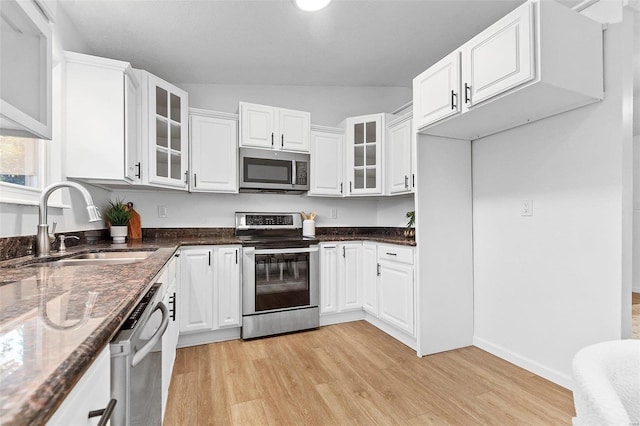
[404,210,415,238]
[105,198,132,243]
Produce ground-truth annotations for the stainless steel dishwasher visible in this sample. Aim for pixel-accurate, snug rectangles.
[110,283,169,426]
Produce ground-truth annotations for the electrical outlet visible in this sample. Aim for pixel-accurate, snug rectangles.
[158,205,168,218]
[521,200,533,216]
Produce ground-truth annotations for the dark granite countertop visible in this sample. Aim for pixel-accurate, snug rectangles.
[0,231,413,425]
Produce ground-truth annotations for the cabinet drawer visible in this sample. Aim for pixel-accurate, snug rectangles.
[377,244,413,265]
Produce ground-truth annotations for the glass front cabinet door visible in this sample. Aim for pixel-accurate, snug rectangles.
[143,72,189,189]
[345,114,386,195]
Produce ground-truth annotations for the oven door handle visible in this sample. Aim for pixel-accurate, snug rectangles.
[252,246,319,255]
[131,301,169,368]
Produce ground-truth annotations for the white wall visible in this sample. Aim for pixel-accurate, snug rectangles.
[180,83,411,127]
[472,14,634,389]
[110,190,385,228]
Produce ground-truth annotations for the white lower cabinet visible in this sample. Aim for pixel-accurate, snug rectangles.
[374,243,415,336]
[178,245,241,346]
[320,242,363,315]
[361,242,378,315]
[47,346,112,426]
[378,260,414,335]
[320,241,415,342]
[161,252,180,419]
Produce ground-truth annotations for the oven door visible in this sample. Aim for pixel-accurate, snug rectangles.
[242,246,319,316]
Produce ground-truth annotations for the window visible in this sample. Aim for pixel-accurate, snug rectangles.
[0,135,47,205]
[0,136,42,188]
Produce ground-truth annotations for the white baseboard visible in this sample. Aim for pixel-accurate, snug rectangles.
[365,313,417,352]
[320,309,365,326]
[473,336,573,390]
[177,327,240,348]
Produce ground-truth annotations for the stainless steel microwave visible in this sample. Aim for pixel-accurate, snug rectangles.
[239,147,309,193]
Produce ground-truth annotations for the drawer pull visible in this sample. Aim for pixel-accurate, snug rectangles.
[88,398,117,426]
[386,252,397,256]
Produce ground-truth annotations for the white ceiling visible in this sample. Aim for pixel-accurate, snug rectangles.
[59,0,537,88]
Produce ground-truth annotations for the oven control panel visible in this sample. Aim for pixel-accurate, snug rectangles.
[246,215,293,226]
[235,212,303,230]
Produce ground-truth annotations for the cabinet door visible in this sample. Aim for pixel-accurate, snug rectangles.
[161,280,178,419]
[124,72,141,182]
[462,1,534,108]
[387,118,412,195]
[46,347,111,426]
[310,130,344,196]
[215,246,241,328]
[190,114,238,193]
[320,244,338,314]
[413,51,461,130]
[346,114,383,195]
[179,248,213,333]
[339,243,362,311]
[239,102,277,149]
[147,74,189,189]
[378,261,414,335]
[0,0,52,139]
[361,243,378,316]
[279,108,310,152]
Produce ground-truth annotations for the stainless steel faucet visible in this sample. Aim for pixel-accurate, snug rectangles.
[36,182,102,257]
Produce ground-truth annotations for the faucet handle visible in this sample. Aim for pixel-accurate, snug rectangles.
[48,221,57,244]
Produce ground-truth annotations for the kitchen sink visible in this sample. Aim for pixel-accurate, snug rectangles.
[22,250,155,268]
[68,251,154,260]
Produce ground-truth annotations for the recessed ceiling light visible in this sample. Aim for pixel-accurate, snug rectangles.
[293,0,333,12]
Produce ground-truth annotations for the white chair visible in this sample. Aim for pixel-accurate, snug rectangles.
[572,339,640,426]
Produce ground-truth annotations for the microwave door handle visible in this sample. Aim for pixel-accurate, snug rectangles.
[292,160,297,185]
[131,301,169,367]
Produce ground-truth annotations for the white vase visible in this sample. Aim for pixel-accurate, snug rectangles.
[303,219,315,237]
[110,225,128,244]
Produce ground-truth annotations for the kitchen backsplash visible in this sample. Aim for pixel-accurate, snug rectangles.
[0,229,108,260]
[0,227,413,260]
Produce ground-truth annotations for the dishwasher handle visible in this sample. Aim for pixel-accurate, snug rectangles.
[131,301,169,367]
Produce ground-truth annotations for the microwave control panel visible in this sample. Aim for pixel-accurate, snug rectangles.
[296,161,308,185]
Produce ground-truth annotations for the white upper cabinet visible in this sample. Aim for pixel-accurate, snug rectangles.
[462,2,533,108]
[280,107,310,151]
[413,51,461,130]
[386,113,413,195]
[414,0,603,140]
[65,52,140,185]
[0,0,52,139]
[239,102,276,149]
[189,109,238,193]
[309,126,344,196]
[239,102,310,152]
[345,113,388,196]
[137,70,189,189]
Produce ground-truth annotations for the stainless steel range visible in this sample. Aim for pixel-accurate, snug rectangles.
[236,212,319,339]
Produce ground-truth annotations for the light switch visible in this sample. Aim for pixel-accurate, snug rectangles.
[158,205,168,218]
[330,208,338,219]
[521,200,533,216]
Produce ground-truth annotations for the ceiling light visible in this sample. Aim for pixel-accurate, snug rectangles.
[293,0,332,12]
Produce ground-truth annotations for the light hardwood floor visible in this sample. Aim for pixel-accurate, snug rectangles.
[164,321,574,425]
